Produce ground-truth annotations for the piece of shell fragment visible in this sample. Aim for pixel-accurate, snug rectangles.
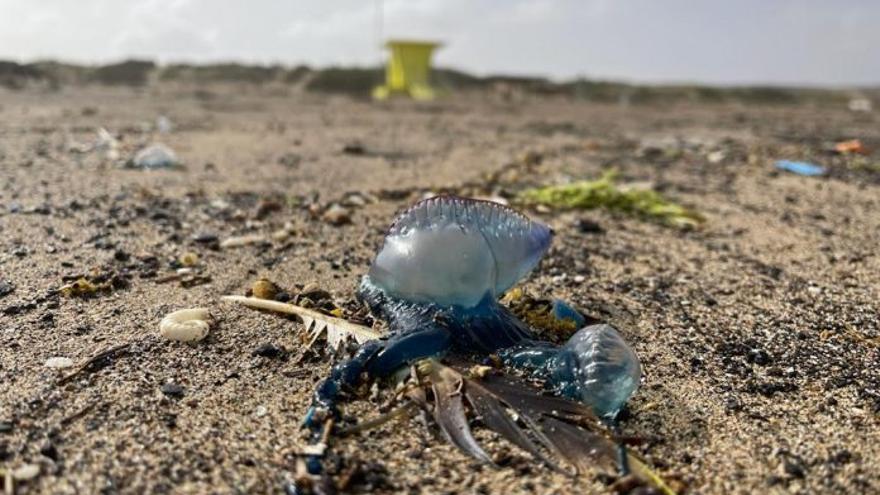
[44,357,75,369]
[12,463,40,481]
[219,233,267,249]
[159,308,211,342]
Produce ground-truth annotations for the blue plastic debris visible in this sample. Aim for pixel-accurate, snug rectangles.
[775,160,826,177]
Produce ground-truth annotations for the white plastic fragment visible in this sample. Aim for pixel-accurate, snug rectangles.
[159,308,211,342]
[44,357,74,369]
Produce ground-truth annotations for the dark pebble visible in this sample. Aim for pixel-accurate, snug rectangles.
[747,348,772,366]
[0,421,12,433]
[724,396,743,412]
[575,218,605,234]
[252,343,285,359]
[783,458,806,478]
[274,291,291,302]
[342,143,366,155]
[160,383,185,398]
[0,281,13,298]
[40,442,59,462]
[192,232,219,244]
[113,250,130,262]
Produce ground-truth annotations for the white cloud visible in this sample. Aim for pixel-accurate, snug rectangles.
[0,0,877,85]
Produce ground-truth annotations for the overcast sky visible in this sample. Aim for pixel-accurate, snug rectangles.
[1,0,878,86]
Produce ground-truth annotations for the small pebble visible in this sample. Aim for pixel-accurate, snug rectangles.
[252,278,279,300]
[707,150,725,164]
[0,281,14,298]
[12,463,40,481]
[255,405,268,417]
[160,383,185,398]
[342,143,365,155]
[747,348,772,366]
[322,204,351,226]
[192,233,219,244]
[44,357,74,369]
[179,252,199,267]
[39,442,59,462]
[575,218,604,234]
[252,343,285,359]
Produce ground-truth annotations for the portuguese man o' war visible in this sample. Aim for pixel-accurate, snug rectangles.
[306,196,641,434]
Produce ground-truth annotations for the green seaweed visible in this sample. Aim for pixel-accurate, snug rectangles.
[518,171,704,228]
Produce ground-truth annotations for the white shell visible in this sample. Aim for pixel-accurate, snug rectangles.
[131,143,179,169]
[12,464,40,481]
[159,308,211,342]
[369,196,553,308]
[44,357,74,369]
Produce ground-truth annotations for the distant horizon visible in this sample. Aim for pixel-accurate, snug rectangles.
[7,57,878,90]
[2,1,879,88]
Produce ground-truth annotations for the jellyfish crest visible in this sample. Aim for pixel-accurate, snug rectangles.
[369,196,553,308]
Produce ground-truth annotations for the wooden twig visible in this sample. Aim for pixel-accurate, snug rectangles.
[60,401,99,426]
[57,342,132,385]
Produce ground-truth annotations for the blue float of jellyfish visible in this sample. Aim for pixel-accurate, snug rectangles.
[307,196,640,431]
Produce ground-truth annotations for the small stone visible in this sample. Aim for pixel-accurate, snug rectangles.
[192,232,219,244]
[12,463,40,481]
[300,285,332,302]
[44,357,75,369]
[0,421,12,433]
[782,457,806,479]
[255,405,268,418]
[0,281,13,298]
[179,252,199,267]
[39,442,59,462]
[160,383,185,398]
[707,150,725,164]
[724,396,742,412]
[113,250,130,262]
[575,219,604,234]
[747,348,772,366]
[322,204,351,226]
[251,278,279,300]
[252,343,285,359]
[254,199,282,219]
[342,143,366,155]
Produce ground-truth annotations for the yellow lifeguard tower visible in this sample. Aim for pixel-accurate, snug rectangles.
[373,40,442,100]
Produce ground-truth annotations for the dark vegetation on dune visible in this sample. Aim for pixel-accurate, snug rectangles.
[0,58,875,105]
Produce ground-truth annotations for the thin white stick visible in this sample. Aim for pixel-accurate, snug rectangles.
[221,295,383,341]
